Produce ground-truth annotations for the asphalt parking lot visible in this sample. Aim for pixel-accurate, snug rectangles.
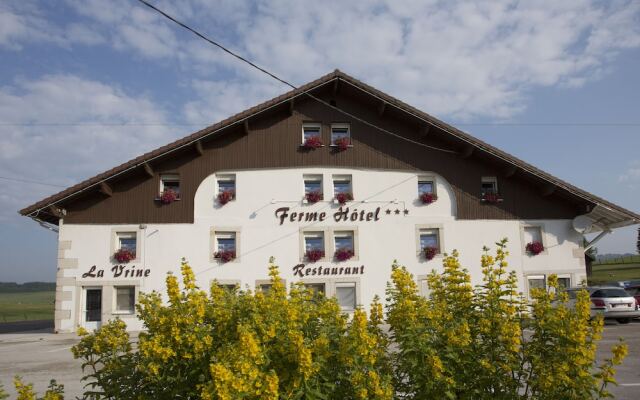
[1,321,639,399]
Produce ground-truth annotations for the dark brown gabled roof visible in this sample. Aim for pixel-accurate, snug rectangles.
[20,70,640,229]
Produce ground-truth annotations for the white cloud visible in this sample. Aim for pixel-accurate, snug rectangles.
[619,161,640,184]
[0,75,176,222]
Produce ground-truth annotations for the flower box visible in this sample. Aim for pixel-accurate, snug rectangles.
[526,241,544,256]
[160,189,178,204]
[481,193,503,204]
[423,246,439,261]
[333,137,351,151]
[214,250,236,263]
[305,249,325,263]
[217,190,235,205]
[305,191,323,204]
[334,192,353,205]
[334,248,354,262]
[114,248,135,263]
[420,192,437,205]
[302,136,323,149]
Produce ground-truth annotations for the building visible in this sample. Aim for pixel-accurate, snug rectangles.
[20,70,639,332]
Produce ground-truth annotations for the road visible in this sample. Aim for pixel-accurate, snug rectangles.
[0,321,639,398]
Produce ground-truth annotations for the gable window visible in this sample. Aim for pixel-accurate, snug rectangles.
[213,231,237,262]
[114,232,136,263]
[303,174,323,203]
[304,231,325,262]
[331,123,351,148]
[302,123,322,148]
[158,174,180,204]
[333,175,353,204]
[335,282,357,311]
[114,286,135,314]
[481,176,502,203]
[418,176,436,204]
[419,228,440,260]
[217,174,236,205]
[334,230,355,261]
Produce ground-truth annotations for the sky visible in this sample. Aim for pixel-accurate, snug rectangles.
[1,0,639,283]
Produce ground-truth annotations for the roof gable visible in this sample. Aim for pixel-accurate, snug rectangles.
[20,70,639,229]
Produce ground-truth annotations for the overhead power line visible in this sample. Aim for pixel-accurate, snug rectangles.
[0,176,66,188]
[134,0,457,154]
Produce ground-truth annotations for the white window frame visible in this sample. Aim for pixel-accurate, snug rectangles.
[332,174,353,202]
[159,173,180,197]
[335,281,358,312]
[210,228,241,263]
[113,285,136,315]
[255,279,287,294]
[556,274,572,289]
[301,122,322,144]
[303,174,323,203]
[216,174,236,197]
[526,274,546,298]
[417,274,430,298]
[333,229,358,261]
[520,223,548,255]
[481,176,498,195]
[301,230,327,262]
[415,224,444,261]
[110,228,142,263]
[210,279,241,292]
[417,175,437,197]
[330,123,351,146]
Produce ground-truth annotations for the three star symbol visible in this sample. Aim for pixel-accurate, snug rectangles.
[385,208,409,215]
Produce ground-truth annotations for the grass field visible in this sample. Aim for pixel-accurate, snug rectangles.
[0,291,54,323]
[590,262,640,284]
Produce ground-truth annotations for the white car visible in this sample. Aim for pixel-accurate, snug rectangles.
[563,286,640,324]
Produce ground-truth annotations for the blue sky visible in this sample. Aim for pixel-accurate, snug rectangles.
[1,0,639,282]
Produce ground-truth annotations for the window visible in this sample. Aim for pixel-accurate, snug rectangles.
[419,229,440,251]
[218,284,238,292]
[213,231,237,262]
[302,123,321,143]
[418,178,434,196]
[335,282,357,311]
[481,176,498,195]
[303,174,323,202]
[259,284,273,294]
[160,174,180,197]
[304,283,326,295]
[527,275,546,297]
[217,174,236,197]
[114,286,135,314]
[331,123,351,146]
[524,226,543,244]
[256,279,286,294]
[304,231,325,261]
[418,278,430,298]
[117,232,136,253]
[334,231,354,252]
[557,276,571,289]
[333,175,353,199]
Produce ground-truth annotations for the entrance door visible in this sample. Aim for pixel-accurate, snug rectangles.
[84,288,102,330]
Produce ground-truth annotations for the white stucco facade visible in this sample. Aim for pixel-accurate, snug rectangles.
[54,168,587,332]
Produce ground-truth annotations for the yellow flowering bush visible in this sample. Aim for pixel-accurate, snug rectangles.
[386,239,627,399]
[2,242,626,399]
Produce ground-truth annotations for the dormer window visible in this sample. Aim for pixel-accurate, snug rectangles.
[217,174,236,205]
[159,174,180,204]
[302,123,323,149]
[331,123,351,151]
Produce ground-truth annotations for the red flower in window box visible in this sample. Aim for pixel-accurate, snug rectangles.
[335,192,353,205]
[334,137,351,151]
[423,246,439,260]
[160,189,178,204]
[217,190,235,205]
[335,248,354,262]
[305,249,325,263]
[420,192,437,204]
[214,250,236,263]
[526,241,544,256]
[305,191,322,203]
[481,192,503,203]
[302,136,323,149]
[114,248,135,263]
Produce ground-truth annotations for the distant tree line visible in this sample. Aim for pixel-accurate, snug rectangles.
[0,282,55,293]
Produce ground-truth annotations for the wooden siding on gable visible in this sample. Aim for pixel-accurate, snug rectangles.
[62,92,580,224]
